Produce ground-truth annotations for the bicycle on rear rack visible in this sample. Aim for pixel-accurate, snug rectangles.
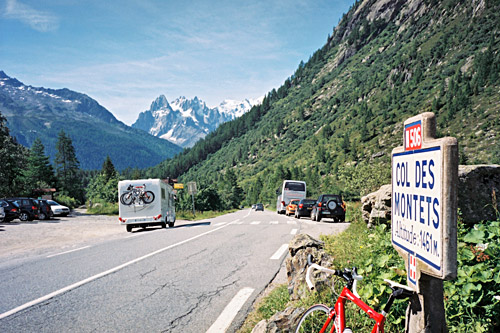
[295,254,414,333]
[119,184,155,206]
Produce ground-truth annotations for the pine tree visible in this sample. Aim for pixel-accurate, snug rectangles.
[101,155,117,182]
[0,111,28,197]
[22,138,55,195]
[55,130,82,200]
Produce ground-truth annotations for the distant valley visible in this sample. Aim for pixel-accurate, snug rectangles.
[0,71,260,169]
[0,71,182,170]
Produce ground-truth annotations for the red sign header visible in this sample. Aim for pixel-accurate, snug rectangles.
[405,121,422,151]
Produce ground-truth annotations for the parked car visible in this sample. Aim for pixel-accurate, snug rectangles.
[0,199,21,222]
[252,204,256,209]
[46,200,70,217]
[294,198,317,219]
[7,197,39,221]
[36,199,53,220]
[255,203,264,211]
[285,199,301,216]
[310,194,346,222]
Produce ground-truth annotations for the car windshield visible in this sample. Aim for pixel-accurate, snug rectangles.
[291,200,300,205]
[302,199,316,205]
[47,200,58,205]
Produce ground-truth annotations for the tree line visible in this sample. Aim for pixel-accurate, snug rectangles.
[1,111,83,204]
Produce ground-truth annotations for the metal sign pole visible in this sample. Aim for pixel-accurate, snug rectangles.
[187,182,197,217]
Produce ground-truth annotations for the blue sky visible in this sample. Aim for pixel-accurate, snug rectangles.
[1,0,353,125]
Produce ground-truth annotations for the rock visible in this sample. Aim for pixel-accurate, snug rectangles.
[361,184,392,227]
[253,234,333,332]
[286,234,335,301]
[288,233,324,256]
[458,165,500,224]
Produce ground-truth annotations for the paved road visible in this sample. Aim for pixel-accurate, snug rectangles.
[0,209,348,332]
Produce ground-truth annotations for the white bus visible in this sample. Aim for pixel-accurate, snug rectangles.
[276,180,307,214]
[118,179,176,232]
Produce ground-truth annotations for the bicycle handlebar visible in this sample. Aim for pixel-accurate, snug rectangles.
[305,254,363,298]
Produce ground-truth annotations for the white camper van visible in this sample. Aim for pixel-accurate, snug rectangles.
[118,179,176,232]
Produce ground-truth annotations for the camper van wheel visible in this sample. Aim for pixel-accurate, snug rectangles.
[161,222,167,228]
[168,222,175,228]
[126,225,133,232]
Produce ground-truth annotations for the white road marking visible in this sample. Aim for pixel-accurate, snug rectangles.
[250,221,261,225]
[245,209,252,217]
[206,287,254,333]
[214,222,227,227]
[0,222,233,320]
[47,246,91,258]
[269,221,278,225]
[291,229,298,235]
[287,220,297,225]
[270,244,289,260]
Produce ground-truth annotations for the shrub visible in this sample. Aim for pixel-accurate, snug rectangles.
[54,194,79,209]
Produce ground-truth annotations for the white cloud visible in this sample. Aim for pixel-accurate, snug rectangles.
[4,0,59,32]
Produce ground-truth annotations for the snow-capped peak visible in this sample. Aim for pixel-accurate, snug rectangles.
[132,95,261,148]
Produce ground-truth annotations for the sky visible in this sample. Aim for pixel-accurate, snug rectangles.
[1,0,354,125]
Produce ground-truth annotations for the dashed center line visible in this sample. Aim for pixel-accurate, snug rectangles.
[250,221,261,225]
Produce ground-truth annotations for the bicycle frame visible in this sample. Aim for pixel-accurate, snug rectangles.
[336,285,386,333]
[318,286,386,333]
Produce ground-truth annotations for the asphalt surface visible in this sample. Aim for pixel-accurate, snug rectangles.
[0,208,349,332]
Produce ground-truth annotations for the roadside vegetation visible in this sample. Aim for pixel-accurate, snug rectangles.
[240,206,500,332]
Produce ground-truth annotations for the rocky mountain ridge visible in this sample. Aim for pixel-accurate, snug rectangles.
[0,71,182,170]
[132,95,261,148]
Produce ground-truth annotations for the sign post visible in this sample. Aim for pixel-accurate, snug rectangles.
[391,112,458,332]
[187,181,197,217]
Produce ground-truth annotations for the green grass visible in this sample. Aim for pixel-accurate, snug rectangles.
[175,209,238,221]
[86,202,119,215]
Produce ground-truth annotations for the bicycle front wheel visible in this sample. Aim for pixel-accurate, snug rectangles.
[142,191,155,204]
[295,304,334,333]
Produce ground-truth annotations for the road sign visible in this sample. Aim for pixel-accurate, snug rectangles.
[187,182,197,195]
[391,112,458,291]
[174,183,184,189]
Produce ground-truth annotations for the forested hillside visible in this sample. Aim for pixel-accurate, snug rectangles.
[146,0,500,206]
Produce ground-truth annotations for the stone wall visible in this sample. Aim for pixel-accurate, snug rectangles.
[361,165,500,226]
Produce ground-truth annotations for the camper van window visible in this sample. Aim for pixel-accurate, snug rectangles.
[284,182,305,192]
[162,188,166,199]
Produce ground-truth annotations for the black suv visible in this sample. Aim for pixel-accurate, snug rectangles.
[311,194,346,222]
[0,199,21,222]
[7,197,39,221]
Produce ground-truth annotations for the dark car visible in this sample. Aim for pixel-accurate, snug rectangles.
[36,199,53,220]
[294,198,317,219]
[255,203,264,211]
[311,194,346,222]
[7,197,39,221]
[0,199,21,222]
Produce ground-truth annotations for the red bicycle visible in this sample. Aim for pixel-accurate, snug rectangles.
[295,255,414,333]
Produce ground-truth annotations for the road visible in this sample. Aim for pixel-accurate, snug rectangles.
[0,209,348,332]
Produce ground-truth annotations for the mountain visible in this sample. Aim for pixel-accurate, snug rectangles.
[131,95,261,148]
[0,71,182,170]
[146,0,500,204]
